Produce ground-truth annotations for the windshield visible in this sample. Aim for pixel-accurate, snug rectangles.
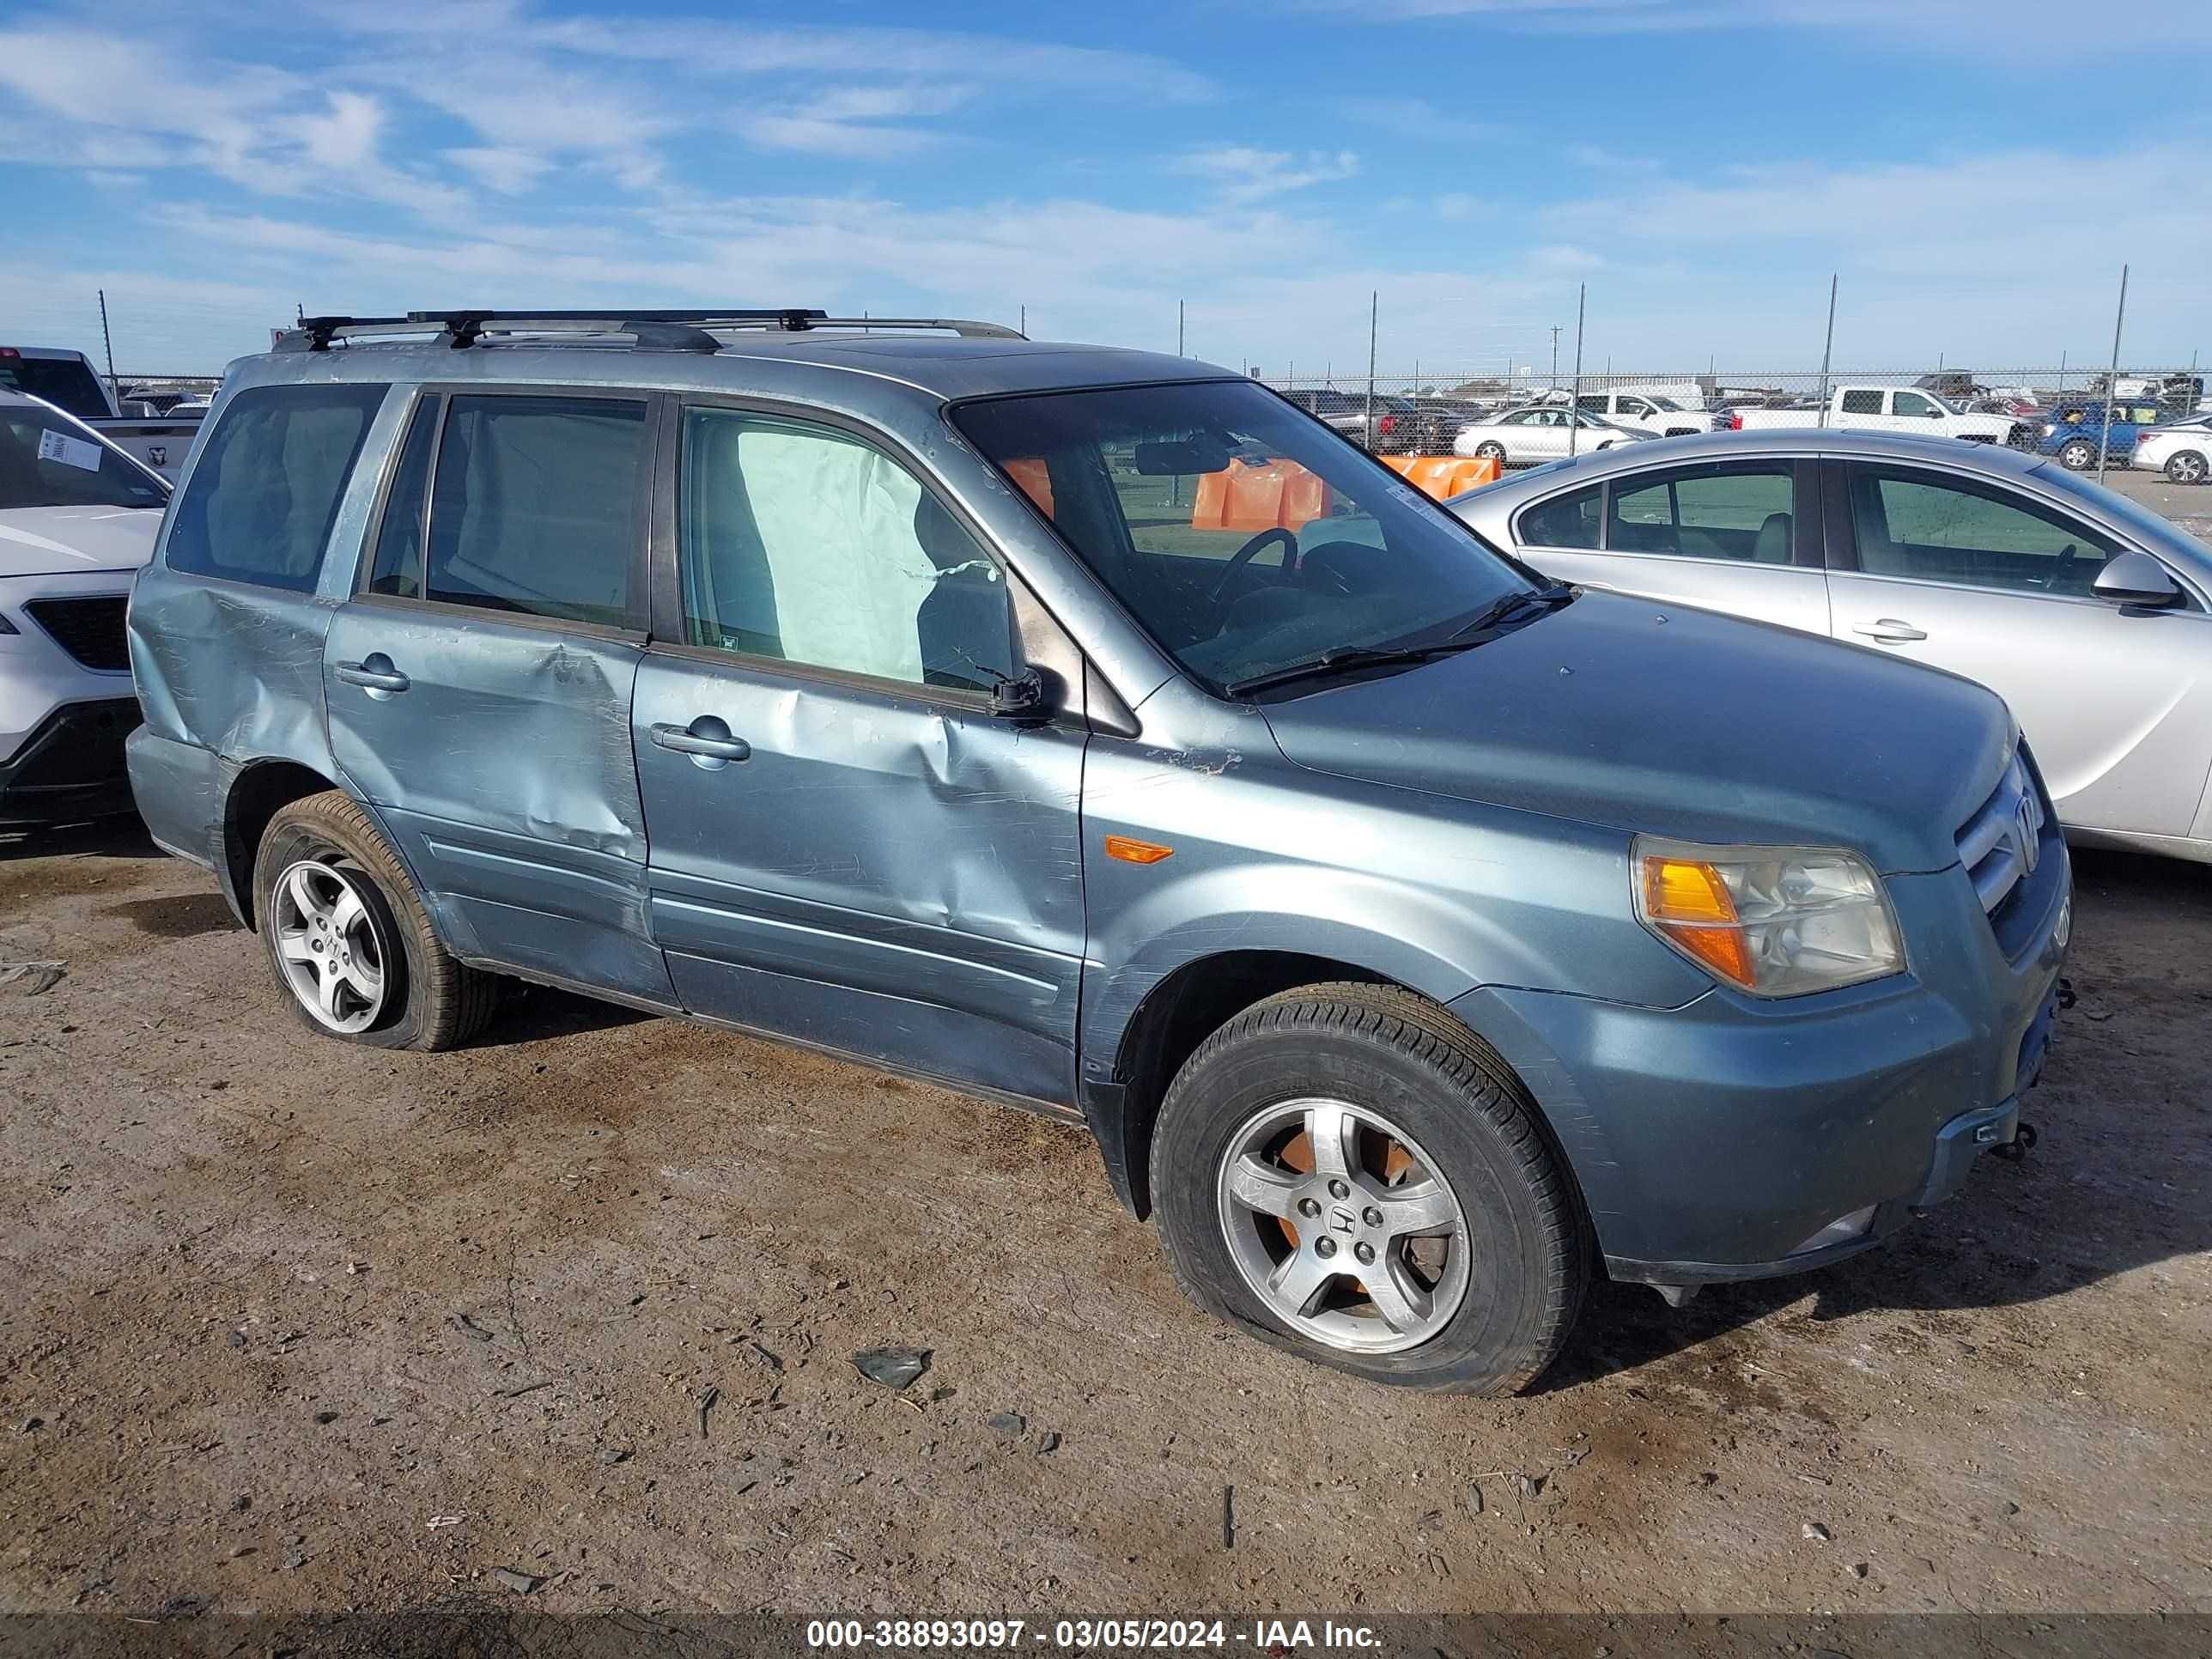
[0,406,167,509]
[0,356,110,419]
[2039,463,2212,562]
[951,380,1529,695]
[1647,396,1684,411]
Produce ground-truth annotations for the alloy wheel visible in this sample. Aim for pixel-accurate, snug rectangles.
[1215,1097,1471,1354]
[270,859,389,1034]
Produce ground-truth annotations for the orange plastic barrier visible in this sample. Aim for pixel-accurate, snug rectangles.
[1378,453,1501,501]
[1004,456,1055,517]
[1190,459,1329,532]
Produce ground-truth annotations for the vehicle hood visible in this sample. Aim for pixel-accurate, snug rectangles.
[0,505,164,578]
[1258,591,2011,875]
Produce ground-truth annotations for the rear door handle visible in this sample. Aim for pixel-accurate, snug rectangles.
[652,720,751,763]
[1852,618,1928,642]
[335,658,410,693]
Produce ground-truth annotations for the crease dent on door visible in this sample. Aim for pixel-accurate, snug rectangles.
[733,681,1085,931]
[2043,676,2195,805]
[335,615,648,862]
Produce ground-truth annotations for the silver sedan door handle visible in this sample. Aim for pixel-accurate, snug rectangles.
[1852,618,1928,642]
[652,721,751,763]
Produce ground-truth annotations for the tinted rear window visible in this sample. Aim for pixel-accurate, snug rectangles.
[0,356,110,418]
[165,384,386,592]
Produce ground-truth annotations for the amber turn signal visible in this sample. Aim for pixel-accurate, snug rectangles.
[1104,835,1174,865]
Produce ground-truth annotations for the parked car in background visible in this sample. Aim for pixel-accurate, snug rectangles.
[1734,386,2028,446]
[2033,398,2165,471]
[0,345,204,481]
[1449,429,2212,862]
[0,390,169,824]
[125,309,2065,1394]
[1574,390,1730,436]
[1452,405,1655,466]
[2133,420,2212,483]
[1279,387,1421,453]
[1401,397,1491,454]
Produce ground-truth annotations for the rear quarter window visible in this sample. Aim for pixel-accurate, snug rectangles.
[164,383,387,592]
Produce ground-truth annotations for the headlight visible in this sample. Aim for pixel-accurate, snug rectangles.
[1633,837,1904,997]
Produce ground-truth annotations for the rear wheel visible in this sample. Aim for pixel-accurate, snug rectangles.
[2166,449,2209,484]
[1148,983,1586,1395]
[2058,438,2097,471]
[252,790,499,1050]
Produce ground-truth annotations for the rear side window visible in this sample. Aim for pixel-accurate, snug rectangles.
[166,384,386,592]
[1516,483,1601,550]
[0,354,110,418]
[374,394,647,628]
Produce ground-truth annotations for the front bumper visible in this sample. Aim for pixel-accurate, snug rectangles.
[0,697,143,825]
[1452,840,2069,1285]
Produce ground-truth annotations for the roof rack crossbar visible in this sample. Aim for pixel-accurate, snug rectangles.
[273,308,1025,352]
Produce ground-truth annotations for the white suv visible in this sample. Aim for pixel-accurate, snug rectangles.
[0,392,169,825]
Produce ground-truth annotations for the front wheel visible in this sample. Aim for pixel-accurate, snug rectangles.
[2058,438,2097,471]
[2166,450,2209,484]
[1473,440,1507,465]
[1148,983,1587,1395]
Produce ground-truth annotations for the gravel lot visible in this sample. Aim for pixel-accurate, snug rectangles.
[2,810,2207,1630]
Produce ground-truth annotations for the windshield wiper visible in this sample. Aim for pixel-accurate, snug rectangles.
[1225,640,1483,698]
[1449,581,1576,641]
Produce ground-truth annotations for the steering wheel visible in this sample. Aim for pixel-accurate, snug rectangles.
[1295,538,1388,597]
[1209,527,1297,604]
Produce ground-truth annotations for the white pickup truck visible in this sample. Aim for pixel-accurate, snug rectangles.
[1733,385,2027,446]
[0,345,204,481]
[1573,389,1729,437]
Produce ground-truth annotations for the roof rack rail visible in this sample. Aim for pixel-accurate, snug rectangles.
[274,309,1024,353]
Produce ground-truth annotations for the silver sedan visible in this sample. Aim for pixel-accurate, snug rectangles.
[1449,430,2212,863]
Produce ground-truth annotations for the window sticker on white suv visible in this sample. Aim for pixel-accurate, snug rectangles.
[37,429,102,472]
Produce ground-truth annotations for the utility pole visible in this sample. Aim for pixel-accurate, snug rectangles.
[1568,284,1588,459]
[1365,290,1378,449]
[1549,325,1562,392]
[1176,299,1184,356]
[97,289,117,398]
[2097,264,2129,483]
[1814,272,1838,428]
[1018,304,1026,337]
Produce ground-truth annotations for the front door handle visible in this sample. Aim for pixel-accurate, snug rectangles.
[652,720,751,766]
[1852,618,1928,642]
[335,656,410,695]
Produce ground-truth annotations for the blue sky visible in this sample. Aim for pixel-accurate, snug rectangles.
[3,0,2208,379]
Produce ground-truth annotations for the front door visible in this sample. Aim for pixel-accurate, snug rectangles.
[1825,459,2212,837]
[325,386,674,1001]
[632,404,1088,1105]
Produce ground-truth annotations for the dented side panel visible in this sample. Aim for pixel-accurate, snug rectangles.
[632,650,1086,1103]
[325,605,674,1002]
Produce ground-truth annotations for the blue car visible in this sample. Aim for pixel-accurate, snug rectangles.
[2034,398,2166,470]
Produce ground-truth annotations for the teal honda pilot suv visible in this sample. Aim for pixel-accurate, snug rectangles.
[125,309,2069,1394]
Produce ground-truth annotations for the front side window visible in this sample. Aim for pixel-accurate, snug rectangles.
[380,394,647,626]
[678,409,1012,692]
[166,383,386,592]
[0,406,165,510]
[1893,392,1940,418]
[1848,465,2117,597]
[1517,483,1602,550]
[1607,464,1796,562]
[951,379,1527,695]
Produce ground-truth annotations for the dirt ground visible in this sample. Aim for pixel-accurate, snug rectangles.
[0,819,2207,1630]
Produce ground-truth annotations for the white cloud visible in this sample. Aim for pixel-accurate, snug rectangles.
[444,148,552,195]
[1176,147,1361,205]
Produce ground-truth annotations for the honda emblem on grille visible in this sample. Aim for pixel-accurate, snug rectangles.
[2014,799,2039,875]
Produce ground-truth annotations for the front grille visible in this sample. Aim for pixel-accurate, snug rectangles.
[26,595,131,672]
[1956,747,2062,956]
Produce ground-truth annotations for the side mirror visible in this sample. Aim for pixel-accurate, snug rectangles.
[989,665,1052,722]
[2093,550,2184,608]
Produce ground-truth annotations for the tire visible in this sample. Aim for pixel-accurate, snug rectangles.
[1147,982,1587,1395]
[2166,450,2209,484]
[250,789,499,1051]
[2058,438,2097,471]
[1474,440,1507,465]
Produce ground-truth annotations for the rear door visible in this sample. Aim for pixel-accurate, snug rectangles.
[325,386,674,1002]
[630,401,1088,1105]
[1824,458,2212,836]
[1509,458,1831,636]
